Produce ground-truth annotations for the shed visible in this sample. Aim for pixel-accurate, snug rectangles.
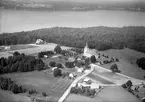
[52,67,57,71]
[77,67,84,73]
[90,83,100,89]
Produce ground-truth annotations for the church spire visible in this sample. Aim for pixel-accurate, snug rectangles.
[86,42,88,48]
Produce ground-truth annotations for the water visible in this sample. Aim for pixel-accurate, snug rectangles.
[0,9,145,33]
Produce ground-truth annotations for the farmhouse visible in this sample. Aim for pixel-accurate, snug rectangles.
[77,81,100,89]
[36,39,44,44]
[4,46,11,51]
[76,67,84,73]
[51,67,58,71]
[69,73,75,79]
[83,43,98,58]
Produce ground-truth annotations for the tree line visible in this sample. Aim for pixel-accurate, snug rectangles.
[0,26,145,53]
[0,51,45,74]
[0,77,27,94]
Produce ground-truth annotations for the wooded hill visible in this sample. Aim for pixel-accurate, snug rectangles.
[0,26,145,53]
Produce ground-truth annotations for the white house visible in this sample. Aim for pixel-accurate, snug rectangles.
[51,67,57,71]
[77,67,84,73]
[36,39,44,44]
[4,46,11,51]
[83,78,90,82]
[90,83,100,89]
[84,69,90,74]
[69,73,75,79]
[77,82,100,89]
[83,43,98,59]
[44,55,48,58]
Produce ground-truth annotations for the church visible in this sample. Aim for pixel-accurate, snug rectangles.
[83,43,98,59]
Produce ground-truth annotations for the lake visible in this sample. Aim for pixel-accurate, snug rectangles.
[0,9,145,34]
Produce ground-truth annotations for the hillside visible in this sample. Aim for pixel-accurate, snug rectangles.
[100,48,145,80]
[0,26,145,54]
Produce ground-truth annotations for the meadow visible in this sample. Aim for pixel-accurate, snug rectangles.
[99,48,145,80]
[2,70,72,102]
[65,86,141,102]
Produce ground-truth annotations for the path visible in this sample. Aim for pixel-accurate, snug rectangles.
[58,64,95,102]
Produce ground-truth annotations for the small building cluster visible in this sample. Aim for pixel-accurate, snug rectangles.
[36,39,46,44]
[77,78,101,90]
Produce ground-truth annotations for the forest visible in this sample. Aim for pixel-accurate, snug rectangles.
[0,51,45,74]
[0,26,145,53]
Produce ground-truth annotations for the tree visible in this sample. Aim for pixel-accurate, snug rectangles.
[53,68,62,77]
[49,61,56,67]
[42,92,48,96]
[65,62,74,68]
[90,55,96,63]
[110,63,120,73]
[136,57,145,70]
[85,58,90,67]
[56,63,63,68]
[13,51,20,56]
[54,45,62,54]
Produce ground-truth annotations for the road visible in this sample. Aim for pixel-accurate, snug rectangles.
[58,64,95,102]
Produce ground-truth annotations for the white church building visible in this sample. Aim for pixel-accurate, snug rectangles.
[83,43,98,59]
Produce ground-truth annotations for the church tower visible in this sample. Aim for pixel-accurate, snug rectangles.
[84,42,89,55]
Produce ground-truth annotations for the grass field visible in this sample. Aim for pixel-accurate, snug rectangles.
[87,73,114,85]
[0,43,71,58]
[2,70,72,102]
[65,86,141,102]
[0,44,37,52]
[10,44,37,50]
[0,89,32,102]
[99,48,145,80]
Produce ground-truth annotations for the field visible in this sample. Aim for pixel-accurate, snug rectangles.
[65,86,141,102]
[0,89,31,102]
[87,73,114,85]
[99,48,145,80]
[1,70,72,102]
[0,43,71,58]
[0,44,37,52]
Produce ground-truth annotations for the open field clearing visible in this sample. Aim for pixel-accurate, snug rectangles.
[65,94,97,102]
[0,89,32,102]
[0,44,37,52]
[91,66,145,85]
[65,86,141,102]
[10,44,38,50]
[0,51,13,58]
[99,48,145,80]
[0,43,71,58]
[95,86,141,102]
[2,70,72,101]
